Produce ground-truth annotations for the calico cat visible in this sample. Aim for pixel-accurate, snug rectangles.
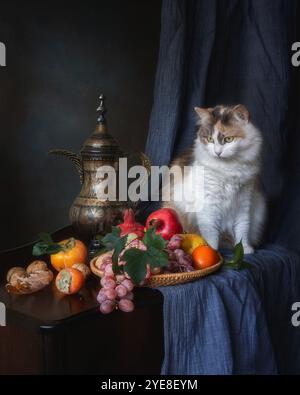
[162,104,266,253]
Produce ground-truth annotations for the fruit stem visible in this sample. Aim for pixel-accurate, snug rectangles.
[149,219,163,229]
[62,237,76,252]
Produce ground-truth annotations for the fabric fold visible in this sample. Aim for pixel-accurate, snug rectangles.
[159,246,300,374]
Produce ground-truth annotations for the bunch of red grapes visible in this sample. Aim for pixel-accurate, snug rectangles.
[96,234,194,314]
[96,255,135,314]
[165,234,194,272]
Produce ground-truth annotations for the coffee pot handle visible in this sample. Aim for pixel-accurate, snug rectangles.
[49,149,84,184]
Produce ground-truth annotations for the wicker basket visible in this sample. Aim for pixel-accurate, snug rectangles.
[90,254,223,288]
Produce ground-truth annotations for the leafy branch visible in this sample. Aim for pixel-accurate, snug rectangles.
[32,233,64,256]
[94,227,169,285]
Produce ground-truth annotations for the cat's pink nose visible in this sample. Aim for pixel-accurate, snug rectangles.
[214,147,222,157]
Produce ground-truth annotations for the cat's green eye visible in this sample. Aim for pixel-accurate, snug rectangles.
[224,136,234,143]
[206,136,214,143]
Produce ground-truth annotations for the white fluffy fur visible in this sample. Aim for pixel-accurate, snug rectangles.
[164,122,266,253]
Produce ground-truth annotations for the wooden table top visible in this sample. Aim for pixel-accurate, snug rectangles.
[0,226,162,329]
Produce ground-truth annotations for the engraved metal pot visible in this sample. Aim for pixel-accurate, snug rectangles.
[50,95,128,238]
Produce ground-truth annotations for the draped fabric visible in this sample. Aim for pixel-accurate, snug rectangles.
[146,0,300,251]
[144,0,300,374]
[159,246,300,375]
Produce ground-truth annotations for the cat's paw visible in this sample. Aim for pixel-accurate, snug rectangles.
[243,245,254,254]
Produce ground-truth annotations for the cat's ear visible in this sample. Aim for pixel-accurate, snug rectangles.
[194,107,213,123]
[232,104,249,123]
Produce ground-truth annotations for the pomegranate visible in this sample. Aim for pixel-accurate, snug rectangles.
[118,209,144,239]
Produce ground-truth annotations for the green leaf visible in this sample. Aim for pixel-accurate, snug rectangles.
[112,240,126,274]
[38,232,53,243]
[112,238,127,265]
[143,227,167,250]
[101,227,122,250]
[233,240,244,263]
[123,248,148,285]
[101,227,127,274]
[225,261,240,270]
[32,241,63,256]
[224,241,252,271]
[146,246,169,269]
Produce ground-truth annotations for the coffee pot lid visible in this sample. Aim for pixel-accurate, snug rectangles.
[81,94,123,159]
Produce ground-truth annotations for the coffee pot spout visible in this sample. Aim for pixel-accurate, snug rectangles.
[49,149,84,184]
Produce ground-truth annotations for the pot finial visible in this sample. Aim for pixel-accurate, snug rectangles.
[96,93,107,130]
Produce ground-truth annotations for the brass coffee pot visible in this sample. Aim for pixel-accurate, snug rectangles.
[50,95,133,238]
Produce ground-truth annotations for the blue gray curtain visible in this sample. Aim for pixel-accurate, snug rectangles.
[145,0,300,252]
[145,0,300,375]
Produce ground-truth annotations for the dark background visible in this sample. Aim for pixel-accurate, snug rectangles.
[0,0,161,250]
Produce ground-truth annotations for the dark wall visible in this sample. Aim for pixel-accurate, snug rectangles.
[0,1,161,250]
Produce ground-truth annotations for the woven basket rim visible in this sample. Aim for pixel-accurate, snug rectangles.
[90,253,223,287]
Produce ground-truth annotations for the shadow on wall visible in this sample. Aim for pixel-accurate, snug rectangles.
[0,0,161,250]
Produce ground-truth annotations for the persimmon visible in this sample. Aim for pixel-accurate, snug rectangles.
[50,238,87,271]
[192,245,219,269]
[55,268,85,295]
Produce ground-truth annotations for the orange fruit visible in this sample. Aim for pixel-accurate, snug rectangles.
[50,238,87,271]
[55,268,85,295]
[192,245,219,269]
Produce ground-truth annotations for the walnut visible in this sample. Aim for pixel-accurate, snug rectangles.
[6,261,53,294]
[26,260,48,274]
[6,267,26,284]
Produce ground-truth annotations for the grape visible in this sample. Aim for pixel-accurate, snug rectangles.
[116,274,126,283]
[118,299,134,312]
[166,260,177,271]
[121,279,134,292]
[177,253,194,272]
[123,291,134,301]
[104,288,117,300]
[100,300,116,314]
[100,276,116,289]
[103,256,113,265]
[97,292,107,304]
[115,284,127,298]
[163,246,195,274]
[104,264,114,276]
[167,249,176,260]
[174,249,185,259]
[167,234,182,250]
[99,255,113,271]
[100,262,108,271]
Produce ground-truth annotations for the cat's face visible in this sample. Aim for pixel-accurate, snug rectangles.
[195,105,255,160]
